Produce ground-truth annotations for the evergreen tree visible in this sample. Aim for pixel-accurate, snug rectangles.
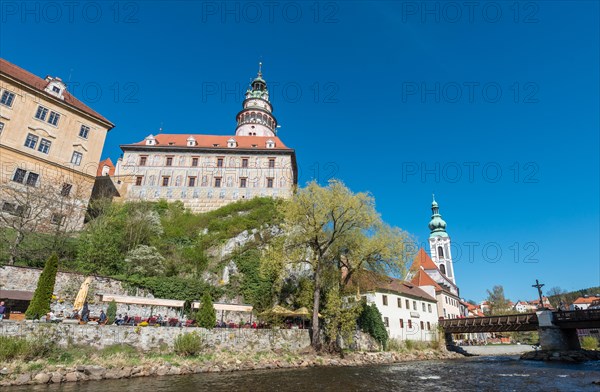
[357,302,388,350]
[25,253,59,319]
[196,292,216,329]
[106,300,117,324]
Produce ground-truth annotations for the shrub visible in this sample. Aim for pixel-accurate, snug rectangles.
[387,338,404,352]
[581,336,599,350]
[106,300,117,324]
[25,254,59,319]
[174,332,203,356]
[0,336,54,362]
[196,292,216,329]
[357,303,388,350]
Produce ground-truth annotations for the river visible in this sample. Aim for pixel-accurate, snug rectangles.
[11,356,600,391]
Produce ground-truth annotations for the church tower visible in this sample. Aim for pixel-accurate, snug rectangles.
[235,62,278,137]
[428,196,456,285]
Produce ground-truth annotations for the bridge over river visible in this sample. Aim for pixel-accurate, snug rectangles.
[439,309,600,351]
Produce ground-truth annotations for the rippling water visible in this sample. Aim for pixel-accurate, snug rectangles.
[14,356,600,392]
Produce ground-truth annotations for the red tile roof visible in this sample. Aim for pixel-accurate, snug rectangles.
[410,269,442,291]
[349,270,436,302]
[573,296,600,305]
[0,58,114,127]
[410,248,438,271]
[124,134,292,151]
[97,158,115,176]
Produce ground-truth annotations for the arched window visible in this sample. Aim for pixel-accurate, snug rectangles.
[438,246,444,258]
[440,264,446,275]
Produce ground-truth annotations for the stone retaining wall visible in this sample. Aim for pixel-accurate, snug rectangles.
[0,322,311,352]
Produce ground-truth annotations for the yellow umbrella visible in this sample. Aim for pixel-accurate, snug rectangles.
[73,277,92,311]
[293,307,311,316]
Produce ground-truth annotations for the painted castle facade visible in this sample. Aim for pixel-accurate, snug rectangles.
[109,65,297,213]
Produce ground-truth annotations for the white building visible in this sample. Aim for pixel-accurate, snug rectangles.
[354,271,440,342]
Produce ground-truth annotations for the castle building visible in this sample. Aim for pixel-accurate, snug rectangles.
[0,58,114,232]
[408,197,462,319]
[110,64,297,213]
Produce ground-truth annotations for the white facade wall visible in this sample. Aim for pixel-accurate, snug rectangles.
[365,291,439,342]
[114,150,294,213]
[438,292,461,320]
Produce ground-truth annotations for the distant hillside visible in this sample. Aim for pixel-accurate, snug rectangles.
[547,286,600,308]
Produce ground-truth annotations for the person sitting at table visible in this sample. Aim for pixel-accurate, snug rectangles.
[71,309,80,319]
[99,310,107,324]
[115,314,124,325]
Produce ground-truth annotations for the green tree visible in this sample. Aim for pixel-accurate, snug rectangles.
[270,180,409,349]
[322,286,362,352]
[25,253,59,319]
[106,300,117,324]
[125,245,166,276]
[486,285,512,315]
[196,292,216,329]
[357,302,388,350]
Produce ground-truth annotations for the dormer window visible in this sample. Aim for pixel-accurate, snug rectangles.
[266,139,275,149]
[213,143,220,147]
[145,135,156,146]
[227,138,237,148]
[44,76,66,99]
[187,136,197,147]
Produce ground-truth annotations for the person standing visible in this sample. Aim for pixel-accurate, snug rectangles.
[0,301,5,321]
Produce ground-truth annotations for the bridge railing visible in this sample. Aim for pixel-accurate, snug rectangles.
[553,309,600,323]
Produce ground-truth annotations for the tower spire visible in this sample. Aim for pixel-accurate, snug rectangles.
[428,196,447,237]
[235,64,277,137]
[258,61,263,78]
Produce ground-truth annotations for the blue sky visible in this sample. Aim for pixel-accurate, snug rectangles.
[1,1,598,302]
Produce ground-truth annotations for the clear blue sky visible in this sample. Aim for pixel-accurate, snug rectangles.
[2,1,598,302]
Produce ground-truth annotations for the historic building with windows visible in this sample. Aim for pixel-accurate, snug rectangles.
[110,64,297,213]
[0,58,114,231]
[408,197,464,320]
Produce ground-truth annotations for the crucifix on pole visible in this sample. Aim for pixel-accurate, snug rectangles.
[532,279,545,310]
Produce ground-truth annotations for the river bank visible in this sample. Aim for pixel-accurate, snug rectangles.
[0,347,462,387]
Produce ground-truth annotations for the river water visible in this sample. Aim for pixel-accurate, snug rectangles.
[13,356,600,392]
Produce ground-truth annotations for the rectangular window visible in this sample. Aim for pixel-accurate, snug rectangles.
[420,321,424,330]
[408,319,412,329]
[217,158,223,168]
[24,133,39,149]
[268,158,275,168]
[48,111,60,126]
[422,303,426,312]
[50,213,64,225]
[397,298,402,308]
[405,299,410,309]
[60,183,72,197]
[26,172,39,187]
[12,169,26,183]
[242,158,248,168]
[240,178,247,188]
[383,317,389,327]
[382,295,388,306]
[52,86,61,94]
[35,106,49,121]
[135,176,143,186]
[139,156,147,166]
[162,176,170,186]
[427,322,431,330]
[166,157,173,166]
[0,122,4,135]
[79,125,90,139]
[267,178,274,188]
[0,90,15,107]
[413,301,417,311]
[2,202,15,213]
[399,319,404,328]
[191,157,199,167]
[38,138,51,154]
[214,177,222,188]
[188,177,196,187]
[428,304,432,313]
[71,151,83,166]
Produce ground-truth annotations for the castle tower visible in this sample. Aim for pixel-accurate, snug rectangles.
[428,195,456,285]
[235,62,278,137]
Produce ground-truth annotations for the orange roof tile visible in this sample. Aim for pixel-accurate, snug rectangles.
[0,58,113,126]
[573,296,600,304]
[410,248,438,271]
[97,158,115,176]
[124,134,292,151]
[410,269,442,291]
[349,270,437,302]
